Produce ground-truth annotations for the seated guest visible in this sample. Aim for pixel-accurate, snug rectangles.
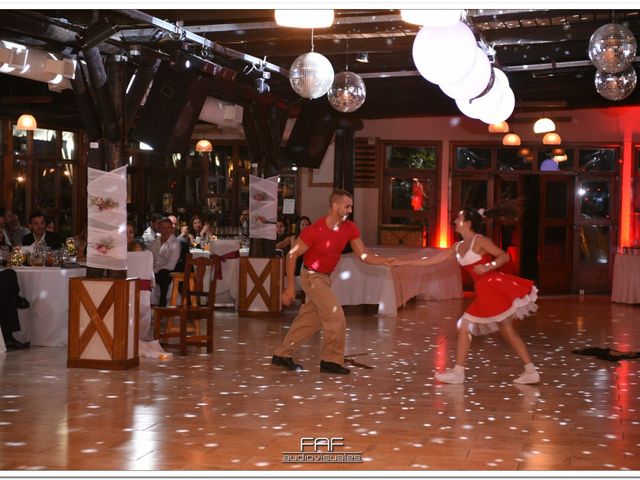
[22,211,62,250]
[275,218,291,255]
[127,222,144,252]
[142,213,162,248]
[149,217,181,306]
[45,218,56,233]
[0,208,11,247]
[5,210,30,247]
[0,269,31,350]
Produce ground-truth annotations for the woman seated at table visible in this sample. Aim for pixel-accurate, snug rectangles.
[127,222,144,252]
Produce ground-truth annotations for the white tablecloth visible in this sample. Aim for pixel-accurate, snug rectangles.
[127,251,155,340]
[611,253,640,304]
[13,266,87,346]
[330,247,463,316]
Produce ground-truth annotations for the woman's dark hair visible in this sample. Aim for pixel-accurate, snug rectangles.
[295,216,312,237]
[461,198,522,233]
[189,214,203,234]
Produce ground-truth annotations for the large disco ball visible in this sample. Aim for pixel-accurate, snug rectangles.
[588,23,637,73]
[289,52,335,99]
[595,66,637,101]
[327,71,366,112]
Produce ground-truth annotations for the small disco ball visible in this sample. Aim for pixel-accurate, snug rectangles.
[588,23,637,73]
[289,51,335,99]
[595,66,637,101]
[327,71,366,112]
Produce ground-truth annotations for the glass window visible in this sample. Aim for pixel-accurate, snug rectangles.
[459,179,487,209]
[579,181,610,219]
[61,132,77,161]
[455,147,491,170]
[238,145,251,170]
[497,148,532,171]
[579,149,616,172]
[34,164,57,210]
[12,127,28,155]
[387,145,437,170]
[390,177,431,210]
[538,149,574,171]
[33,128,57,157]
[208,146,232,194]
[147,173,177,213]
[578,225,609,264]
[497,180,518,201]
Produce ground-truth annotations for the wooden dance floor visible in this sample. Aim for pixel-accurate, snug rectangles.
[0,295,639,472]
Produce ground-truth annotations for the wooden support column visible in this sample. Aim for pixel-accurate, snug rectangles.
[333,117,364,195]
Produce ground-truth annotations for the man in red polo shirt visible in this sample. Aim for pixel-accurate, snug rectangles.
[272,189,395,374]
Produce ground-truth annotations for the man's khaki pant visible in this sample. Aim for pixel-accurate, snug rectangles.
[274,267,345,364]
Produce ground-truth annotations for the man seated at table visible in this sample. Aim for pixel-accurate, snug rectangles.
[149,217,181,307]
[5,210,30,247]
[0,269,31,350]
[22,211,62,250]
[0,207,11,247]
[142,213,163,248]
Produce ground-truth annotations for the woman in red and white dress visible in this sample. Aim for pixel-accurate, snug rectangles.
[393,200,540,385]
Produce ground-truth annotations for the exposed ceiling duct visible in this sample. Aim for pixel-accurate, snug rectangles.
[0,40,75,91]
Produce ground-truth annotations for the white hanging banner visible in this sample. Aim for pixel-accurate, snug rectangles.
[86,165,127,270]
[249,175,278,240]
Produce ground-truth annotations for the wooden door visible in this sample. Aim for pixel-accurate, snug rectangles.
[538,175,574,293]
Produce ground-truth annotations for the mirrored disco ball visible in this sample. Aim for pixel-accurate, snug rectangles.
[327,71,366,112]
[595,66,637,101]
[289,52,335,99]
[588,23,637,73]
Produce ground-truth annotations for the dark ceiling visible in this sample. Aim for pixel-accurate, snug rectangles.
[1,8,640,129]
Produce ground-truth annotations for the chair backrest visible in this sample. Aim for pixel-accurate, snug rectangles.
[173,240,190,273]
[182,252,222,308]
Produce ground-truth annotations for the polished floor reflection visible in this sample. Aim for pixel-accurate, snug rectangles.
[0,295,638,471]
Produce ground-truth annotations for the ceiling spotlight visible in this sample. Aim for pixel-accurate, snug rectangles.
[195,139,213,153]
[356,52,369,63]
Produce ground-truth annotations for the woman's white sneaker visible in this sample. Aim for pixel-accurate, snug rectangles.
[513,371,540,384]
[435,369,465,384]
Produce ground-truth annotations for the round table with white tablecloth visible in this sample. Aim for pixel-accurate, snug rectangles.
[11,266,87,346]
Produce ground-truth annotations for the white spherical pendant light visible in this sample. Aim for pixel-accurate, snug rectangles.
[401,9,463,27]
[479,86,515,124]
[289,52,335,99]
[455,68,508,119]
[327,71,366,112]
[412,22,478,85]
[440,47,491,100]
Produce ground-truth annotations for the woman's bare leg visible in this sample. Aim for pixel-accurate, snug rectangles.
[455,320,472,366]
[498,319,532,365]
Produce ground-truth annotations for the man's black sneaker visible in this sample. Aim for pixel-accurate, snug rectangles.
[271,355,303,371]
[320,360,351,374]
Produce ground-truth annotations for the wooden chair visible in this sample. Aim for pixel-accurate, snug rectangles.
[153,253,221,355]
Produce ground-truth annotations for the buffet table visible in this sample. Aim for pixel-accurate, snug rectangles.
[611,253,640,304]
[330,247,462,316]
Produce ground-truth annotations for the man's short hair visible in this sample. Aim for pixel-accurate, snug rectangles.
[150,212,163,223]
[159,217,173,227]
[329,189,353,207]
[29,210,46,223]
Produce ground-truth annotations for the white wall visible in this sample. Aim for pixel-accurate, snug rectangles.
[299,106,640,246]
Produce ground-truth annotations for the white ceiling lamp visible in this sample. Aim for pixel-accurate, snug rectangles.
[502,133,521,146]
[488,121,509,133]
[542,132,562,145]
[533,117,556,134]
[440,47,492,101]
[455,68,508,120]
[275,10,334,28]
[401,9,464,27]
[16,113,37,131]
[479,86,515,124]
[412,21,477,85]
